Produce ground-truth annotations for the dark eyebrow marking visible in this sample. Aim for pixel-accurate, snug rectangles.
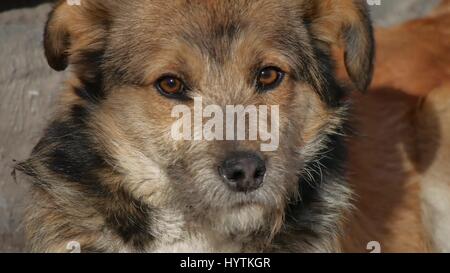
[180,17,244,65]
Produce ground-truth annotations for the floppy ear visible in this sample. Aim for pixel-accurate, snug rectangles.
[44,0,111,71]
[304,0,375,92]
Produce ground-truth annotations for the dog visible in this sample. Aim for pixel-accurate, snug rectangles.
[17,0,374,252]
[340,0,450,252]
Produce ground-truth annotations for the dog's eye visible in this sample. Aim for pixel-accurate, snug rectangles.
[256,67,285,92]
[155,76,186,98]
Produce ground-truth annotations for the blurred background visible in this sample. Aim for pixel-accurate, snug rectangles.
[0,0,442,252]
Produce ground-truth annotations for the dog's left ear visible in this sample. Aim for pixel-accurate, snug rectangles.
[303,0,375,92]
[44,0,111,71]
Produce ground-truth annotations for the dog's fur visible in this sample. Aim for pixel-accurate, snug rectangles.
[417,85,450,252]
[17,0,375,252]
[340,0,450,253]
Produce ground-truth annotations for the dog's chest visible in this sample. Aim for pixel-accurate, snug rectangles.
[150,233,244,253]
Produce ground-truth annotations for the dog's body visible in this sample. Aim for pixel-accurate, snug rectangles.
[17,0,375,253]
[341,1,450,252]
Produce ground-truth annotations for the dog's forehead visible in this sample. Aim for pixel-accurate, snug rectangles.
[116,0,303,51]
[105,0,310,85]
[129,0,298,23]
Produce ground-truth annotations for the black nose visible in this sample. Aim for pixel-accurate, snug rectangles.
[218,152,266,193]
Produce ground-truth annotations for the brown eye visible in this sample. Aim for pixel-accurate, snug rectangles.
[155,76,187,99]
[256,66,285,91]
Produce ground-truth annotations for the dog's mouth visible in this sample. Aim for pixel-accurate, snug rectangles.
[228,197,265,208]
[214,177,280,209]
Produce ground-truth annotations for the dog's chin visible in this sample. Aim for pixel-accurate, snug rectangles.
[215,185,277,209]
[209,203,270,237]
[209,190,287,240]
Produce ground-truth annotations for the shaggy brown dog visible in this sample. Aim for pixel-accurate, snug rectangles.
[341,0,450,252]
[18,0,375,252]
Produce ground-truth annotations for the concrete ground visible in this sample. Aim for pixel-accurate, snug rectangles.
[0,0,442,252]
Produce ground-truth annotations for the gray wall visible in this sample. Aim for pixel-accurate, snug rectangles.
[0,0,441,252]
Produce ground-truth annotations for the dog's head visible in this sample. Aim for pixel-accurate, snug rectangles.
[43,0,373,235]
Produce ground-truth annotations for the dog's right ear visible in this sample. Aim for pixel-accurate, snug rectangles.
[302,0,375,92]
[44,0,111,71]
